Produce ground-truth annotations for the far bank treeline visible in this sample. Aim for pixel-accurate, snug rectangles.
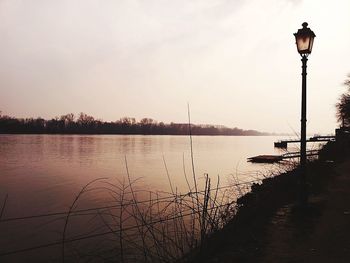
[0,112,271,136]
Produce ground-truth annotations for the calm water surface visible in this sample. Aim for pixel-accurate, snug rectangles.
[1,134,304,261]
[0,135,286,216]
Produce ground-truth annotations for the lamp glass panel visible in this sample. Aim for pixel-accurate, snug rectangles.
[296,36,311,53]
[309,37,314,52]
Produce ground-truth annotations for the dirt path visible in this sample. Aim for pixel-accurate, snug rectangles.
[260,159,350,263]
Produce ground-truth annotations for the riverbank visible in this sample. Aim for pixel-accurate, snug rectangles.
[191,136,350,262]
[260,157,350,262]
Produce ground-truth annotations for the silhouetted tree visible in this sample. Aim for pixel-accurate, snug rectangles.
[60,113,75,123]
[78,112,94,125]
[336,75,350,127]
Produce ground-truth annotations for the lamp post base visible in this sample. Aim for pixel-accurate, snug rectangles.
[297,161,309,208]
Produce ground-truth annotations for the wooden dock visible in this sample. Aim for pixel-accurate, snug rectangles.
[247,155,283,163]
[274,135,335,148]
[248,150,319,163]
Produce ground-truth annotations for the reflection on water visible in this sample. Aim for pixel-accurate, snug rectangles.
[0,134,322,261]
[0,134,293,215]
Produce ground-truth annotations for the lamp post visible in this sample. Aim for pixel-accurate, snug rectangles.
[294,22,316,205]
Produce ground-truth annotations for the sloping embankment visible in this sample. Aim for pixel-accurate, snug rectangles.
[191,140,349,262]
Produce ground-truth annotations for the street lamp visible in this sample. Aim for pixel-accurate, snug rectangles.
[294,22,315,205]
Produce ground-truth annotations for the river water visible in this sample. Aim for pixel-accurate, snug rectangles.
[0,135,285,214]
[0,134,320,261]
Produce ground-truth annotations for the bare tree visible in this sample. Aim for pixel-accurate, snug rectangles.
[336,74,350,127]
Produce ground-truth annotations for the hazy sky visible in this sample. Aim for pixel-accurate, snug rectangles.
[1,0,349,134]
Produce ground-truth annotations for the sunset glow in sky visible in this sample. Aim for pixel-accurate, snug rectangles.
[1,0,350,134]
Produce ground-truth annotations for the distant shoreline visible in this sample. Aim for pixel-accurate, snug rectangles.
[0,113,284,136]
[0,132,281,136]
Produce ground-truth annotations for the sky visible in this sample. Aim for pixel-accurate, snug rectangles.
[0,0,349,134]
